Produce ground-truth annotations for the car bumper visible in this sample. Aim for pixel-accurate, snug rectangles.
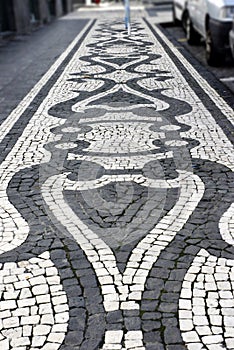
[173,3,184,21]
[229,28,234,58]
[209,18,232,53]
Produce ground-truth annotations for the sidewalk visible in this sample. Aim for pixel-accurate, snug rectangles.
[0,5,234,350]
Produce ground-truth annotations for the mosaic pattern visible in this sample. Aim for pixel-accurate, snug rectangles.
[179,249,234,350]
[0,252,68,349]
[0,13,234,350]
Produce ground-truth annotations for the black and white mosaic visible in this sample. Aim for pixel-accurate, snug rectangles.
[0,14,234,350]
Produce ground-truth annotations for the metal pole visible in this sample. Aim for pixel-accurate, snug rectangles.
[124,0,131,35]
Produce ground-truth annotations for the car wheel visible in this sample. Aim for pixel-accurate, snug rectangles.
[205,28,223,66]
[185,12,200,45]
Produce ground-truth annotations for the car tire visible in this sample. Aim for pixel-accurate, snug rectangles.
[182,12,187,32]
[185,12,200,45]
[205,28,223,66]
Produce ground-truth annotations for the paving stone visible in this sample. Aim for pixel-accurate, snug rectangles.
[125,316,142,330]
[106,310,123,324]
[142,320,161,331]
[164,327,183,344]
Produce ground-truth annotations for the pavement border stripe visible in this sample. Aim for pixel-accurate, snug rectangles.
[144,18,234,129]
[0,19,95,145]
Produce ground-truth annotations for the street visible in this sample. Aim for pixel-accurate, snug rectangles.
[0,2,234,350]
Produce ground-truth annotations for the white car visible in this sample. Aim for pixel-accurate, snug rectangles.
[172,0,187,26]
[184,0,234,66]
[230,17,234,60]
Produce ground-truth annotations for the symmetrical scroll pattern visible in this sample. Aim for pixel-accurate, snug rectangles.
[0,15,233,350]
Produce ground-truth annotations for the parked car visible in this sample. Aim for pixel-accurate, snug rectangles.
[184,0,234,66]
[172,0,187,27]
[229,17,234,60]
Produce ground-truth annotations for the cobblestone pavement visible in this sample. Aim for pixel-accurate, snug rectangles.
[0,3,234,350]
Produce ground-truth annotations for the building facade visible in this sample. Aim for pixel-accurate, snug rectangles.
[0,0,73,36]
